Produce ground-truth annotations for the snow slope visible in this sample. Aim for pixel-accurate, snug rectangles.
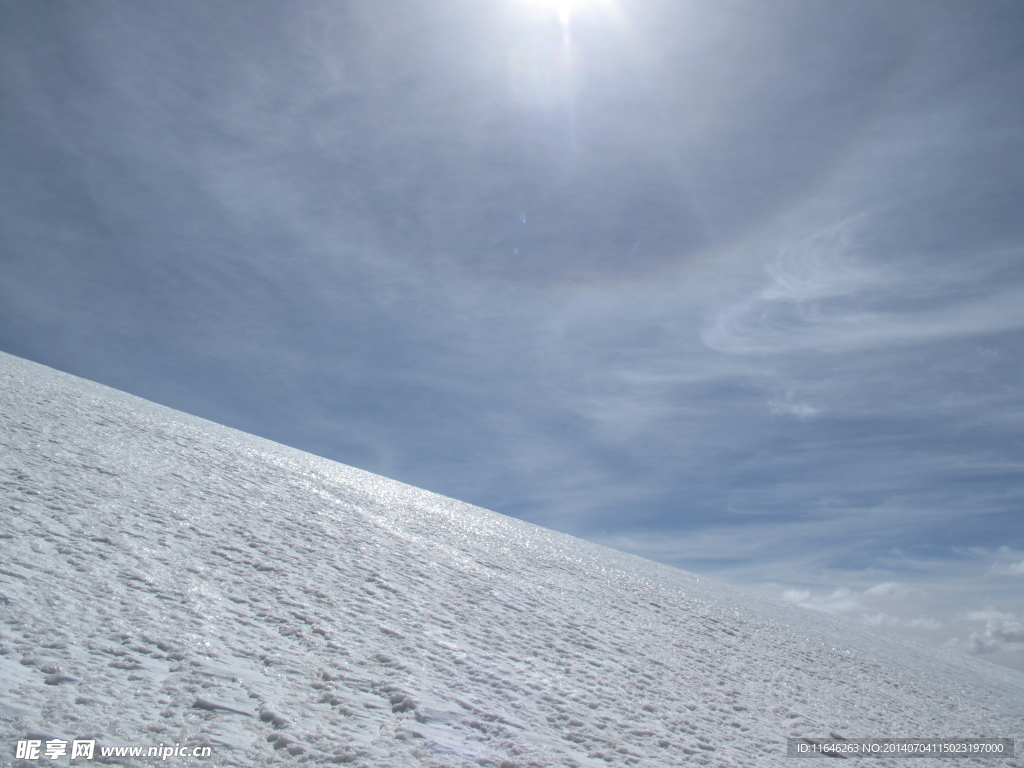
[1,351,1021,767]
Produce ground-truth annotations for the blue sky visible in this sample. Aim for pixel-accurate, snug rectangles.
[2,0,1023,669]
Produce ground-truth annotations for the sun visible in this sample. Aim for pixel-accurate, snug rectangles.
[521,0,612,24]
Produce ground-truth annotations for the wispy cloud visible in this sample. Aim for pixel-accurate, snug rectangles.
[703,215,1024,359]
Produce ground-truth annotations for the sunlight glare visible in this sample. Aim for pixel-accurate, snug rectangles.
[521,0,613,24]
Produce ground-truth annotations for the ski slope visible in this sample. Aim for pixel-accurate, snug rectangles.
[1,351,1021,767]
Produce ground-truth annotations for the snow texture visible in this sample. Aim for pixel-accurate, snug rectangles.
[1,351,1022,767]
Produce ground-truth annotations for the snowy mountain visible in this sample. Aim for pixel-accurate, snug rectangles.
[1,351,1021,767]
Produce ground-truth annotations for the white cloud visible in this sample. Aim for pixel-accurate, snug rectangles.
[599,533,1024,671]
[768,397,822,420]
[943,604,1024,657]
[778,582,942,633]
[991,620,1024,644]
[781,588,811,604]
[702,213,1024,358]
[783,586,862,613]
[863,582,923,600]
[984,547,1024,576]
[701,216,883,356]
[964,608,1014,622]
[946,616,1024,655]
[991,559,1024,576]
[859,612,941,630]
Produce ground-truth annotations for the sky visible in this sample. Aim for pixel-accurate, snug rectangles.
[1,0,1023,669]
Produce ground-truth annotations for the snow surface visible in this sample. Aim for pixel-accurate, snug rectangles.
[1,350,1022,767]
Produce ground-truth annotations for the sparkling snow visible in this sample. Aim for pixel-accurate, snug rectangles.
[1,351,1022,767]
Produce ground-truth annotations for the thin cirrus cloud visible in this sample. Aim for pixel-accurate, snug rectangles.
[992,560,1024,577]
